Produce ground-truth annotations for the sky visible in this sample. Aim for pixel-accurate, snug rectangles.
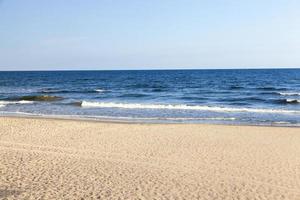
[0,0,300,71]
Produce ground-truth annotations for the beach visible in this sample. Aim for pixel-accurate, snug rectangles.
[0,117,299,199]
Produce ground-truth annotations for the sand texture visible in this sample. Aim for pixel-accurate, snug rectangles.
[0,117,300,199]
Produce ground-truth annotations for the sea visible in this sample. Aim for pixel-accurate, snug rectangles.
[0,69,299,126]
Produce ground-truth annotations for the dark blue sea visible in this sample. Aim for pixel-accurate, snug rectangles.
[0,69,299,126]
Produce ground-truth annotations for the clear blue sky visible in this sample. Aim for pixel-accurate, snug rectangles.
[0,0,300,70]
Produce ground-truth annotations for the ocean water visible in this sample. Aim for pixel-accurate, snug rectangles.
[0,69,299,126]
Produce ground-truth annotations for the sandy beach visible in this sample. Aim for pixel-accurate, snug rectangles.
[0,117,299,199]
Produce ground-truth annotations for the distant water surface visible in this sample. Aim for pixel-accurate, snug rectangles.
[0,69,299,126]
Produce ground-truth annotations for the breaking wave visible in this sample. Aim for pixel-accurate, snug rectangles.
[0,100,34,107]
[94,89,106,93]
[275,99,300,104]
[278,92,300,96]
[285,99,300,104]
[80,101,300,114]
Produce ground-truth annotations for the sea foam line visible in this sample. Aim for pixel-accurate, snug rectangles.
[0,111,236,121]
[80,101,300,114]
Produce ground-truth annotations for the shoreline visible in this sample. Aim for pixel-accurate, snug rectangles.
[0,114,299,128]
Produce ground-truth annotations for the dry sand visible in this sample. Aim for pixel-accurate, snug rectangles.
[0,117,300,200]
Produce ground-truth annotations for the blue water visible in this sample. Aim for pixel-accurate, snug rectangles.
[0,69,299,126]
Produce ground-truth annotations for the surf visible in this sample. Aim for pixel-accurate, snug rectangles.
[80,101,300,114]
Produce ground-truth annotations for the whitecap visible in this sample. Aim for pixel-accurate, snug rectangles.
[95,89,106,93]
[286,99,300,103]
[278,92,300,96]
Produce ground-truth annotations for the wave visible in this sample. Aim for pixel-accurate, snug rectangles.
[0,111,40,116]
[151,88,167,92]
[274,99,300,104]
[0,110,237,122]
[273,121,291,124]
[180,96,207,101]
[95,89,106,93]
[42,88,107,94]
[82,116,237,121]
[229,86,244,90]
[0,100,34,107]
[273,98,300,104]
[118,93,149,98]
[41,89,70,94]
[80,101,300,114]
[220,97,266,102]
[285,99,300,104]
[278,92,300,96]
[15,95,63,102]
[259,92,279,95]
[256,86,286,91]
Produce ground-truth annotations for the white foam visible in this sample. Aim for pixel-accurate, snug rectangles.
[0,100,34,106]
[80,116,236,121]
[279,92,300,96]
[95,89,106,93]
[18,100,34,104]
[81,101,300,114]
[0,111,39,116]
[0,111,236,122]
[274,121,290,124]
[286,99,300,103]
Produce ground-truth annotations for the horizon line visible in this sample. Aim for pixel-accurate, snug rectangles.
[0,67,300,72]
